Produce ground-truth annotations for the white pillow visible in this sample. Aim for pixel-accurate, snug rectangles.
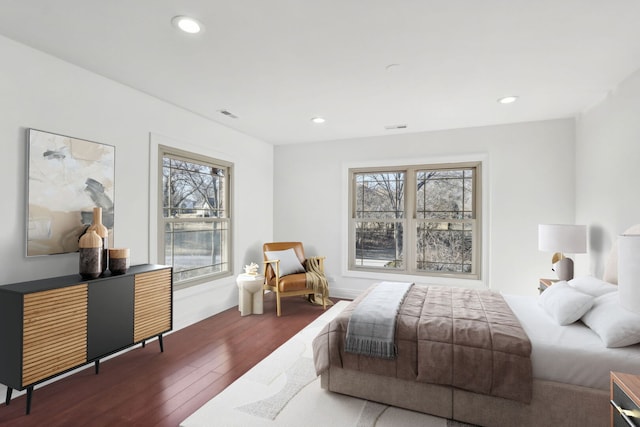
[568,276,617,297]
[581,292,640,348]
[264,248,305,276]
[538,281,594,326]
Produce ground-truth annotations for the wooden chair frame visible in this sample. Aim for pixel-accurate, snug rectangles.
[262,242,326,316]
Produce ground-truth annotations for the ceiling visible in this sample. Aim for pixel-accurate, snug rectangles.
[1,1,640,145]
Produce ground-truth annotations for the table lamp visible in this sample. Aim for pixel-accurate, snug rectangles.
[538,224,587,281]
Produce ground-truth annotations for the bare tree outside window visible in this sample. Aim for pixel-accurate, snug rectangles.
[160,149,232,286]
[354,172,405,268]
[416,169,474,273]
[350,163,480,279]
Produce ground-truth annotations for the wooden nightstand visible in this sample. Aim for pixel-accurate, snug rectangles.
[538,278,557,294]
[610,371,640,426]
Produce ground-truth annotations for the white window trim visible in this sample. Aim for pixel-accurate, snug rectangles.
[341,153,490,289]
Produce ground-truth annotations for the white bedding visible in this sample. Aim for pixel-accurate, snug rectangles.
[504,294,640,390]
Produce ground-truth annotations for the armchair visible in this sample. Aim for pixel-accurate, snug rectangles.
[263,242,327,316]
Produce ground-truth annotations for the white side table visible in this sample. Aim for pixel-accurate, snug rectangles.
[236,273,265,316]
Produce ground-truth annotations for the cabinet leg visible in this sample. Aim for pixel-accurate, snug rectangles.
[25,386,33,415]
[95,360,100,375]
[141,341,146,348]
[5,387,12,405]
[158,334,164,352]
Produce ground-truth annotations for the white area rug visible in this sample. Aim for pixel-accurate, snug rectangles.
[181,301,470,427]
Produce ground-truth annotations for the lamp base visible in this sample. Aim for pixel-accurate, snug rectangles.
[554,257,574,281]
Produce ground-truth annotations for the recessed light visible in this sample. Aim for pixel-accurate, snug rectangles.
[497,96,518,104]
[311,117,326,124]
[171,16,203,34]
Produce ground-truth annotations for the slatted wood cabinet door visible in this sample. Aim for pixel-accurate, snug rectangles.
[22,284,88,387]
[134,268,172,343]
[0,264,172,414]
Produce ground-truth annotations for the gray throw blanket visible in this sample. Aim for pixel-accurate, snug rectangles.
[344,281,414,359]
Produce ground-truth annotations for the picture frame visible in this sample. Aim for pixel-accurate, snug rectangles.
[26,129,115,256]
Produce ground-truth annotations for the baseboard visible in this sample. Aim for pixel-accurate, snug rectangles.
[329,286,361,300]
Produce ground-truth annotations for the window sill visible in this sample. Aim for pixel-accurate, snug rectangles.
[173,271,233,291]
[343,268,486,289]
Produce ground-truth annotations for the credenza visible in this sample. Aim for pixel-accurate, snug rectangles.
[0,264,172,414]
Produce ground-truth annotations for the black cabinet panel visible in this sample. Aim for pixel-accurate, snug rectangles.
[0,291,23,389]
[87,276,134,360]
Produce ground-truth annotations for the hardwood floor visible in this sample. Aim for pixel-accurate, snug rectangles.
[0,293,338,427]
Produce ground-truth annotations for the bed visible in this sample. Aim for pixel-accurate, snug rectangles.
[312,278,640,427]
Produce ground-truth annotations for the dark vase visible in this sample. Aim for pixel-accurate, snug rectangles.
[88,207,108,274]
[108,248,130,275]
[79,229,102,279]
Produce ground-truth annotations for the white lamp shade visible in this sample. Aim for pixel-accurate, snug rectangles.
[538,224,587,254]
[618,234,640,313]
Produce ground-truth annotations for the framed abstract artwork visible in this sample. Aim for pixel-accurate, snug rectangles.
[26,129,115,256]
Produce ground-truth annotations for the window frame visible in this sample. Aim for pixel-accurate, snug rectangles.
[348,161,482,280]
[158,145,233,289]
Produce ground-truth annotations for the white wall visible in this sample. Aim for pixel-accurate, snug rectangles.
[0,35,274,327]
[575,68,640,278]
[273,119,576,297]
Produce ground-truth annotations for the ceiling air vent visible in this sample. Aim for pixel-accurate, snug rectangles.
[384,124,407,130]
[218,109,238,119]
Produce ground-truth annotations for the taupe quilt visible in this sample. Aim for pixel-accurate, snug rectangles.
[313,284,533,403]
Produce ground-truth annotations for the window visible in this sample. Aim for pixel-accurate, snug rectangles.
[349,162,480,279]
[160,146,232,286]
